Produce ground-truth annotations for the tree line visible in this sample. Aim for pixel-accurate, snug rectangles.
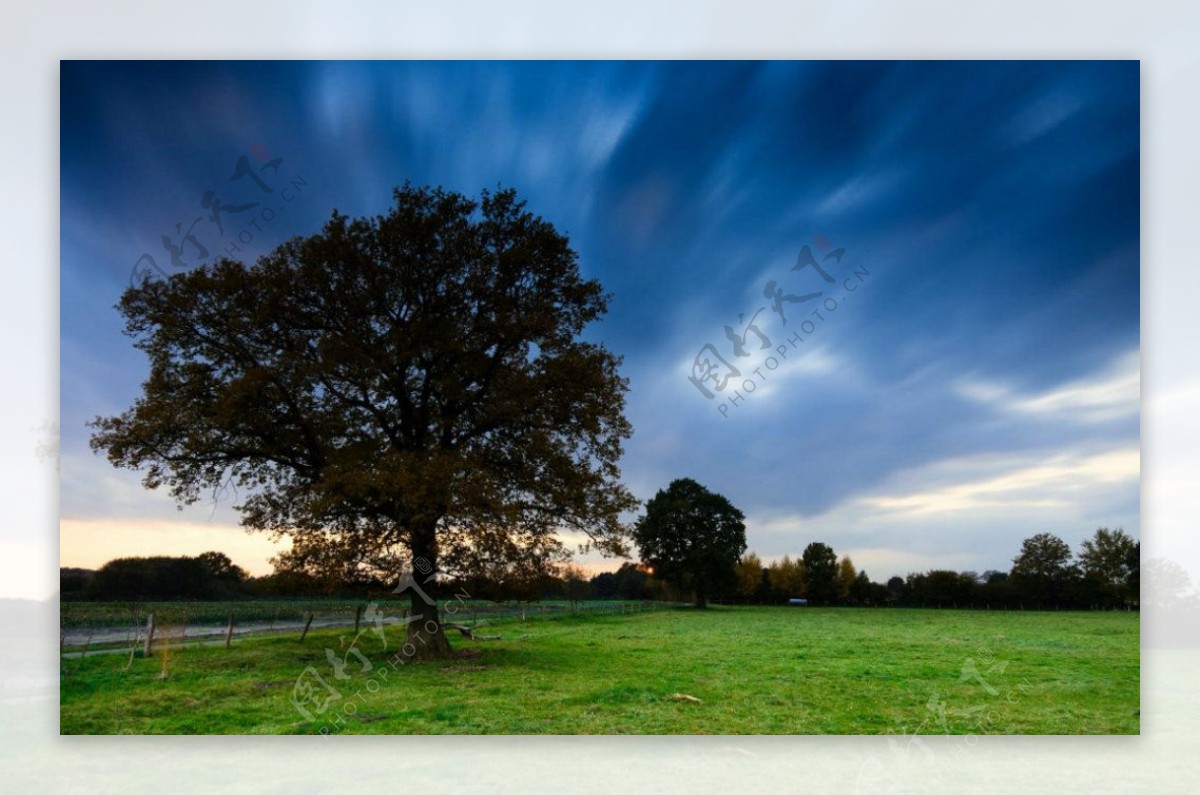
[729,528,1139,610]
[62,526,1137,612]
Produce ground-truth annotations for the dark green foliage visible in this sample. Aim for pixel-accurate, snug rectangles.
[632,479,747,609]
[801,542,838,605]
[1011,533,1078,608]
[1078,528,1139,608]
[88,553,246,601]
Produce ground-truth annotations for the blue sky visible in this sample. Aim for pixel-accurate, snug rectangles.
[60,60,1140,580]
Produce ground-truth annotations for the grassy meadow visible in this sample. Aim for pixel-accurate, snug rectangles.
[59,606,1139,734]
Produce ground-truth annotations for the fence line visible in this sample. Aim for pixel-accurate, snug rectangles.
[60,599,688,657]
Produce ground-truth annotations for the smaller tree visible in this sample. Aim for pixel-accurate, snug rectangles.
[1078,528,1138,608]
[902,569,978,607]
[633,478,747,609]
[735,552,765,603]
[90,555,210,600]
[836,556,858,603]
[803,542,839,605]
[560,564,591,613]
[590,571,618,600]
[980,571,1014,609]
[196,551,248,598]
[767,555,806,603]
[1011,532,1076,608]
[613,562,656,601]
[850,570,874,604]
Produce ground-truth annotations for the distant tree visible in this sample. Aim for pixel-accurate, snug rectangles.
[614,562,655,601]
[980,570,1013,608]
[90,555,211,600]
[59,568,96,601]
[836,556,857,602]
[1078,528,1138,608]
[905,569,972,607]
[195,551,248,597]
[735,552,765,602]
[441,529,568,604]
[1125,541,1140,606]
[633,478,747,609]
[89,185,637,659]
[590,571,619,600]
[245,569,325,598]
[196,551,241,580]
[850,570,874,604]
[885,575,906,604]
[560,564,591,612]
[766,555,806,603]
[1011,532,1076,608]
[867,579,890,606]
[802,542,838,605]
[957,571,982,606]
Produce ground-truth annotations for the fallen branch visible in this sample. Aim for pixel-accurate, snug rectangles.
[444,623,501,641]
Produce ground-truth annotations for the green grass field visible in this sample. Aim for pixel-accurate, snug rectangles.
[59,606,1138,734]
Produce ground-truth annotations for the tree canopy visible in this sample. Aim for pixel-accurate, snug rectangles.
[90,184,637,656]
[735,552,766,602]
[1078,527,1138,607]
[802,542,838,605]
[767,555,806,602]
[632,478,747,608]
[1011,532,1076,608]
[836,555,857,601]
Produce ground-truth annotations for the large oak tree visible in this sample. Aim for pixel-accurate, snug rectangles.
[90,185,637,658]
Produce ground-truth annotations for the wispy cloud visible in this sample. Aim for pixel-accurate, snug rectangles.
[860,447,1139,517]
[956,349,1139,424]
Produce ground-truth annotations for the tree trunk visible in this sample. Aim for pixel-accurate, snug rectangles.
[695,592,708,609]
[402,588,453,660]
[400,523,454,661]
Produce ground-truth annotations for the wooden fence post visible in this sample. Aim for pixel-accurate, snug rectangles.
[143,612,155,657]
[224,612,235,649]
[299,612,315,642]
